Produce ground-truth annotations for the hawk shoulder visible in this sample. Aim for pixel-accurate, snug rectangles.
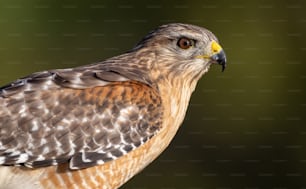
[0,66,163,170]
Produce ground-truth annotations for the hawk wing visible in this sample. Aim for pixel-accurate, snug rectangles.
[0,62,163,170]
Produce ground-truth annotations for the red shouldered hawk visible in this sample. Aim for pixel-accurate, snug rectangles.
[0,23,226,189]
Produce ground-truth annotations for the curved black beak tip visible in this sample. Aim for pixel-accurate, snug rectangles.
[211,50,227,72]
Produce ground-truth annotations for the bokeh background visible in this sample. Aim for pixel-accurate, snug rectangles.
[1,0,306,188]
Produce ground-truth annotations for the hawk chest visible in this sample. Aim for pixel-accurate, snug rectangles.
[157,81,196,146]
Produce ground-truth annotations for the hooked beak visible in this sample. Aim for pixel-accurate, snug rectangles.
[196,41,227,72]
[210,49,227,72]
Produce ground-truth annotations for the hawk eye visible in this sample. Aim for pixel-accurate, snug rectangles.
[177,37,194,49]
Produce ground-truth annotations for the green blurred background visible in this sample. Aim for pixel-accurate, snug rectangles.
[1,0,306,188]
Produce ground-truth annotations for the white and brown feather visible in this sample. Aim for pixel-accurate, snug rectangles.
[0,72,162,169]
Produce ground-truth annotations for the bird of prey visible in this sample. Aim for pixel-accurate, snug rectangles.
[0,23,226,189]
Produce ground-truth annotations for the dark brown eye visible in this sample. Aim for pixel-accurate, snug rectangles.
[177,37,194,49]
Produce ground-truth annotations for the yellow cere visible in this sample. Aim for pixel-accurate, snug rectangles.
[195,41,223,59]
[211,41,222,53]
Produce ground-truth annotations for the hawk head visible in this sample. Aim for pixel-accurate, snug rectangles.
[133,23,227,76]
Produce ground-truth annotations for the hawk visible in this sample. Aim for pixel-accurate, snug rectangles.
[0,23,226,189]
